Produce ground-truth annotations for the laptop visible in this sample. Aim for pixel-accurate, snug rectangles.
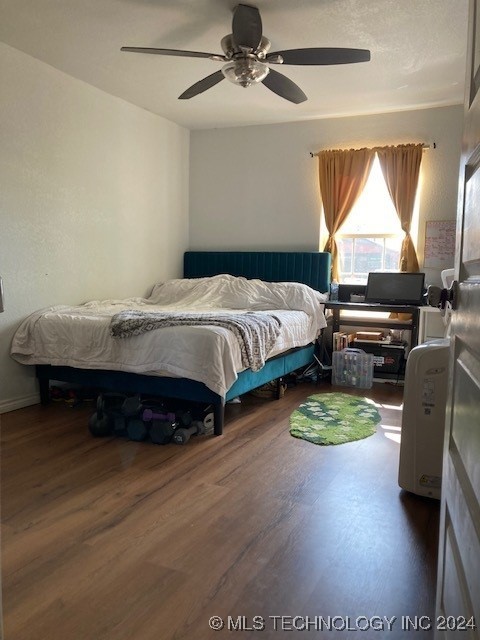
[365,272,425,305]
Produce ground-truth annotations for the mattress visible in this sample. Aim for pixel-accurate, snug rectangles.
[11,274,327,397]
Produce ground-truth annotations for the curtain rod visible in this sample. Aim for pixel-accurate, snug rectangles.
[309,142,436,157]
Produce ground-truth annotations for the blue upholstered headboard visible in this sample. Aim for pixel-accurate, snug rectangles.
[183,251,331,293]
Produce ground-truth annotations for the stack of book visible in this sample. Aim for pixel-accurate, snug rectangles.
[332,331,356,351]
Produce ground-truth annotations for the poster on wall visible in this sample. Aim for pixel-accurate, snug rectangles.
[423,220,456,268]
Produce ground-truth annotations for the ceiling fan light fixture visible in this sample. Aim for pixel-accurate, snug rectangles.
[121,4,371,102]
[221,58,269,87]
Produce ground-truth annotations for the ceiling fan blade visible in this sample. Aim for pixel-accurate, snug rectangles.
[262,68,307,104]
[178,70,225,99]
[232,4,263,50]
[121,46,222,60]
[268,48,371,65]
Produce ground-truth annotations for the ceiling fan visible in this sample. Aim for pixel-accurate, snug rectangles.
[121,4,370,104]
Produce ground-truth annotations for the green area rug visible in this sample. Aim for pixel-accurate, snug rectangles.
[290,392,381,446]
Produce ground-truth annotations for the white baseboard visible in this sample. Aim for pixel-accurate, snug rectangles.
[0,393,40,414]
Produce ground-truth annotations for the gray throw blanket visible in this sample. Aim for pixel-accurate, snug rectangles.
[110,310,282,372]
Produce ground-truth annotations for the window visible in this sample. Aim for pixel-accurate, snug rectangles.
[336,156,404,284]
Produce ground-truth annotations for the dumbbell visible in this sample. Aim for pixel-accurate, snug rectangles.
[89,393,143,439]
[203,412,215,434]
[120,396,146,441]
[172,420,205,445]
[88,393,117,437]
[126,418,148,442]
[149,419,177,445]
[122,395,143,417]
[175,410,192,426]
[142,408,176,423]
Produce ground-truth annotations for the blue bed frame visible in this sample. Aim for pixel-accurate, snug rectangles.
[36,251,331,435]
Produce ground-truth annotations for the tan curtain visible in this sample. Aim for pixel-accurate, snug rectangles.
[377,143,423,272]
[318,148,375,281]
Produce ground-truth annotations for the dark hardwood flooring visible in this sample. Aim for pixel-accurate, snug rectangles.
[1,381,440,639]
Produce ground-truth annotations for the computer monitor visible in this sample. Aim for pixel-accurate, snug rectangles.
[365,272,425,305]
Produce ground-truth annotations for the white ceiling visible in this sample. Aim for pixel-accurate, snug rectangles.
[0,0,469,130]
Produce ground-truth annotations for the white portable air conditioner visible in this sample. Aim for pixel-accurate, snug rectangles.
[398,338,450,499]
[398,269,453,499]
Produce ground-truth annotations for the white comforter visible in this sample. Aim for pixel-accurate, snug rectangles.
[11,274,327,397]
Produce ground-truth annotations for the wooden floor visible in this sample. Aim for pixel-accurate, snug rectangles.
[1,381,440,639]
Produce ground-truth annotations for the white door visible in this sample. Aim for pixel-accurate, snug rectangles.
[435,0,480,637]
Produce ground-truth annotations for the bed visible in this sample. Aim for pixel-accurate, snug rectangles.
[11,251,331,435]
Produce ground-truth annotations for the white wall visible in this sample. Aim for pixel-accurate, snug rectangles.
[190,104,463,285]
[0,43,190,411]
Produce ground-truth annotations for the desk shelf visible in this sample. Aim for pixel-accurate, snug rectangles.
[325,302,420,347]
[336,317,413,330]
[324,301,422,382]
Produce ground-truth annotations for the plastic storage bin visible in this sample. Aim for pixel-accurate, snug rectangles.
[332,348,374,389]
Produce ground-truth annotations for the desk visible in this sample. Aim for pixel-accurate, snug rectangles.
[324,302,421,348]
